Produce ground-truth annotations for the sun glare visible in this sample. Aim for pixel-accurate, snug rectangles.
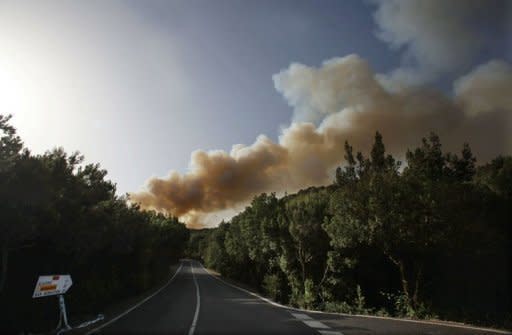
[0,58,25,114]
[0,46,69,152]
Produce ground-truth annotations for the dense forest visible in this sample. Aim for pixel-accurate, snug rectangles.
[1,112,511,332]
[188,132,511,328]
[0,115,189,332]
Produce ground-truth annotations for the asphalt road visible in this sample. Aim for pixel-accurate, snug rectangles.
[88,260,511,335]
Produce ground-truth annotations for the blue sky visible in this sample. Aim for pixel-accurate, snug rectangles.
[1,0,510,207]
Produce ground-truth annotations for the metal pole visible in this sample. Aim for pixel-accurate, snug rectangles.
[58,295,71,332]
[54,293,104,334]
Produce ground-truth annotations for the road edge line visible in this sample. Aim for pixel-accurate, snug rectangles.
[197,262,512,335]
[85,262,184,335]
[187,261,201,335]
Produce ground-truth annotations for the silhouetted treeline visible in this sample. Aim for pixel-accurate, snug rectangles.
[0,115,189,332]
[189,132,511,328]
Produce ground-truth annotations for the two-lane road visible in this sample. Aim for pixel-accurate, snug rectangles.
[88,260,511,335]
[91,260,313,334]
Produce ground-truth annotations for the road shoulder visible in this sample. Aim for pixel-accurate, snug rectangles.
[71,263,183,334]
[201,264,512,335]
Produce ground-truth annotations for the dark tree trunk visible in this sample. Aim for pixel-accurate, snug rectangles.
[0,242,8,294]
[297,244,307,292]
[397,259,411,303]
[386,252,419,312]
[412,265,423,308]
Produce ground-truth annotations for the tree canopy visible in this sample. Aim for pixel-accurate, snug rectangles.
[191,131,511,327]
[0,115,189,332]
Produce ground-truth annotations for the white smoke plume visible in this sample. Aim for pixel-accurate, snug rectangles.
[372,0,503,87]
[131,54,512,228]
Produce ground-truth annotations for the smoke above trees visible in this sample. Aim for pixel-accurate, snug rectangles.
[130,1,512,228]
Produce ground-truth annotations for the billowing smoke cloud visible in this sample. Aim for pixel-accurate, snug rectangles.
[131,1,511,227]
[454,60,512,116]
[131,54,512,227]
[372,0,499,87]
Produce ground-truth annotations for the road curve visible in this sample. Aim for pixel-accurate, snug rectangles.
[88,260,511,335]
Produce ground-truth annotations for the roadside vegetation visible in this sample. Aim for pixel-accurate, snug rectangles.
[0,115,189,332]
[1,112,510,331]
[188,132,511,328]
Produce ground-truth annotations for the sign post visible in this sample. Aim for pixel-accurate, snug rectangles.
[33,274,73,298]
[33,274,104,334]
[57,294,71,332]
[33,275,73,333]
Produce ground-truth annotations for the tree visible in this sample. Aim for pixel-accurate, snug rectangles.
[0,115,24,293]
[326,132,432,314]
[279,188,332,308]
[1,116,191,331]
[187,130,511,326]
[475,156,512,199]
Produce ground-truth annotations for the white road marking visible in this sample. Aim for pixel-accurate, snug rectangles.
[291,311,345,334]
[303,320,331,329]
[197,262,511,335]
[197,262,289,309]
[188,261,201,335]
[291,313,313,320]
[319,331,344,335]
[85,263,184,335]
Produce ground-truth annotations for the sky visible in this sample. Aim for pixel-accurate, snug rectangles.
[1,0,511,227]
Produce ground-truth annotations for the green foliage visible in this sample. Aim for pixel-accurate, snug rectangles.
[353,285,367,314]
[188,130,511,328]
[0,115,189,333]
[322,285,373,315]
[262,273,286,302]
[0,114,23,173]
[323,301,354,314]
[380,291,437,319]
[475,156,512,198]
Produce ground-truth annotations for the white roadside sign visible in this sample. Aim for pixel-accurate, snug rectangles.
[33,275,72,298]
